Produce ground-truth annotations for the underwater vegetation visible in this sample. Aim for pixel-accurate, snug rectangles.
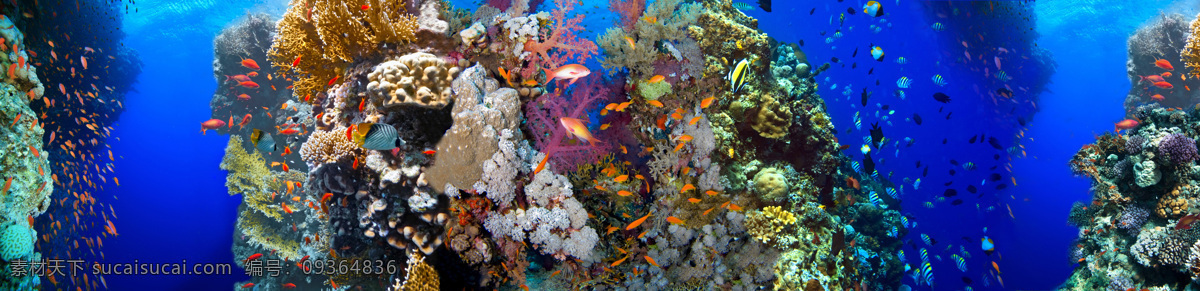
[202,0,932,289]
[1063,12,1200,290]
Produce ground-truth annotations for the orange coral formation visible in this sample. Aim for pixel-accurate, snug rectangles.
[1185,13,1200,78]
[268,0,420,101]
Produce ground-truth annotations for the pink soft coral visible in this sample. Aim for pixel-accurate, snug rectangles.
[609,0,645,32]
[524,75,614,173]
[522,0,597,77]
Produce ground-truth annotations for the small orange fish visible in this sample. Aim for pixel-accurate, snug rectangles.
[673,143,686,153]
[666,216,684,224]
[610,256,628,267]
[282,202,293,214]
[703,207,716,216]
[647,75,665,83]
[727,203,743,211]
[647,100,664,107]
[687,198,701,203]
[600,123,611,130]
[606,226,618,234]
[423,150,436,155]
[700,96,715,108]
[617,190,633,197]
[595,184,608,191]
[614,175,629,182]
[644,16,658,24]
[615,101,632,112]
[534,155,549,174]
[1,176,12,195]
[644,255,659,267]
[705,190,718,196]
[522,79,539,87]
[670,112,683,120]
[282,163,290,172]
[680,184,695,193]
[624,37,636,49]
[627,213,651,230]
[688,116,702,125]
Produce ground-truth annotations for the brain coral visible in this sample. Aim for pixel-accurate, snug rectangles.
[753,167,789,201]
[366,52,461,109]
[0,223,33,261]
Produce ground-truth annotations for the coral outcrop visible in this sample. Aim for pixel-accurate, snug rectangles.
[366,52,462,109]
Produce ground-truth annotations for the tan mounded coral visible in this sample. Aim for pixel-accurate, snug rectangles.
[366,52,461,109]
[268,0,420,101]
[754,167,789,201]
[745,206,798,246]
[1184,13,1200,78]
[1158,185,1189,218]
[749,93,792,139]
[299,126,360,169]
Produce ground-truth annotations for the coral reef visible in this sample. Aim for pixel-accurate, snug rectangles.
[1126,13,1200,111]
[425,64,522,191]
[366,52,462,109]
[1182,13,1200,81]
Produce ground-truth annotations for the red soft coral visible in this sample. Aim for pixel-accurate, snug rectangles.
[609,0,645,32]
[524,75,614,173]
[522,0,597,77]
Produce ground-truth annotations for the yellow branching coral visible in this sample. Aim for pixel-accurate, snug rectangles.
[237,207,302,260]
[299,126,360,168]
[268,0,420,101]
[745,206,797,247]
[400,252,440,291]
[1184,13,1200,77]
[220,136,286,221]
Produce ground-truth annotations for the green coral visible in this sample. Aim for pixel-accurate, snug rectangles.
[597,0,702,79]
[236,207,302,260]
[636,80,672,100]
[753,167,789,202]
[220,136,298,222]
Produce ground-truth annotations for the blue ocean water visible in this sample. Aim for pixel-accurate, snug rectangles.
[18,0,1200,290]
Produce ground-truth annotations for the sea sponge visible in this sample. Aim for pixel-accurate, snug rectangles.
[744,206,797,246]
[748,94,792,139]
[637,79,672,100]
[753,167,789,202]
[0,222,34,261]
[299,126,359,169]
[366,53,461,109]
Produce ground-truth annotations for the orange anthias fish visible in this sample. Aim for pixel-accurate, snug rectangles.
[241,58,261,70]
[1176,214,1200,230]
[666,216,684,224]
[1114,119,1139,131]
[239,81,260,89]
[644,255,660,267]
[237,93,251,101]
[560,117,600,144]
[1153,81,1173,89]
[617,190,633,197]
[647,75,665,83]
[2,176,12,195]
[542,64,591,86]
[200,119,227,135]
[225,74,251,83]
[679,184,695,193]
[614,175,628,183]
[1141,74,1165,83]
[238,114,252,129]
[1155,58,1174,71]
[1151,94,1164,101]
[626,213,651,230]
[647,100,665,107]
[624,37,636,48]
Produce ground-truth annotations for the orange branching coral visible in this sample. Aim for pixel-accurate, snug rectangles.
[268,0,420,101]
[1184,13,1200,78]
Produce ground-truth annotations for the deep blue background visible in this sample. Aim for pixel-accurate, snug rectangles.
[87,0,1160,289]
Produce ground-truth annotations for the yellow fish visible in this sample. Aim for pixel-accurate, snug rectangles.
[624,37,636,49]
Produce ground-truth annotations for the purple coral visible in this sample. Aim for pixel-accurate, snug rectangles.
[1158,133,1199,165]
[524,75,614,172]
[1126,135,1146,154]
[1118,206,1150,235]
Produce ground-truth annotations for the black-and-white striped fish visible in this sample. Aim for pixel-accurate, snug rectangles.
[931,74,947,87]
[886,187,898,199]
[727,58,751,93]
[896,76,912,88]
[953,254,967,272]
[354,123,404,150]
[869,191,883,207]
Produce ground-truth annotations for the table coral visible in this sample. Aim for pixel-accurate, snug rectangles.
[366,52,462,109]
[268,0,420,101]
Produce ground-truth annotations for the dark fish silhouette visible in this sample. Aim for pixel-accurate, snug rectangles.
[846,7,856,14]
[949,169,956,176]
[994,154,1000,160]
[1018,117,1027,126]
[944,189,958,197]
[916,161,922,168]
[969,135,977,144]
[799,39,804,46]
[962,277,973,285]
[989,165,997,170]
[951,199,963,205]
[876,79,880,85]
[966,185,977,194]
[913,113,923,125]
[853,47,859,57]
[944,181,953,186]
[870,122,884,148]
[988,137,1003,150]
[949,159,959,166]
[863,154,876,175]
[933,92,952,103]
[831,56,840,63]
[946,112,953,119]
[810,8,816,14]
[942,138,948,144]
[923,166,929,177]
[989,173,1002,181]
[995,183,1007,190]
[852,62,857,69]
[869,68,875,75]
[759,0,772,12]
